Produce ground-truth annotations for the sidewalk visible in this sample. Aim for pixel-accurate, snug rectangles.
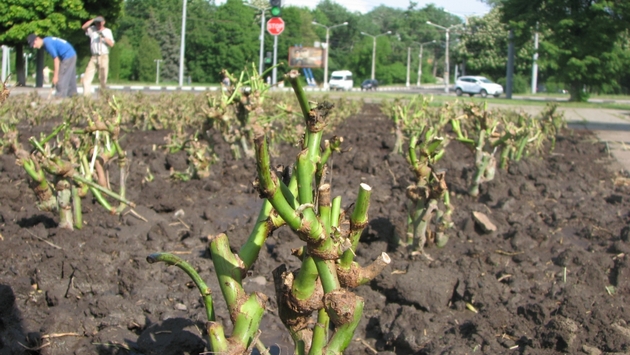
[493,104,630,174]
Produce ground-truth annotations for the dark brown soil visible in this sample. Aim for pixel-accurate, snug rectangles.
[1,103,630,355]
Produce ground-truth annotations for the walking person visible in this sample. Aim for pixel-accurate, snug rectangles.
[82,16,115,97]
[27,34,77,98]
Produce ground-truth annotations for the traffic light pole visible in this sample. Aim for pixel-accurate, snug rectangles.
[272,35,278,85]
[259,10,266,76]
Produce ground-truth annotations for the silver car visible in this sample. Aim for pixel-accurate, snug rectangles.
[455,76,503,98]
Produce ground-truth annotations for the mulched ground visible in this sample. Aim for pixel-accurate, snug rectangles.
[1,102,630,355]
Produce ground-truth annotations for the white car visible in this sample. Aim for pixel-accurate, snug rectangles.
[454,76,503,98]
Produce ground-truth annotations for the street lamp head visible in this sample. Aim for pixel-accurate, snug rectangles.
[312,21,318,25]
[426,21,432,24]
[386,31,392,34]
[342,22,348,25]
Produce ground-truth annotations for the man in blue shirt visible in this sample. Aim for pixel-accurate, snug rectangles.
[27,34,78,98]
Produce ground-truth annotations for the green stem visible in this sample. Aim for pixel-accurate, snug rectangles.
[331,196,341,228]
[306,131,323,163]
[408,199,424,245]
[318,184,332,235]
[407,134,419,168]
[22,159,57,211]
[280,178,298,209]
[309,308,330,355]
[340,183,371,268]
[413,199,438,251]
[470,153,491,197]
[296,150,316,206]
[255,133,325,244]
[292,255,319,301]
[492,132,512,149]
[323,297,364,355]
[316,136,342,186]
[113,139,127,212]
[515,135,528,161]
[499,146,510,169]
[209,233,246,316]
[230,292,266,348]
[314,257,339,293]
[287,71,311,124]
[146,252,215,322]
[238,200,282,269]
[28,137,47,156]
[72,185,82,230]
[40,122,66,147]
[89,186,114,212]
[342,253,391,287]
[72,174,135,208]
[57,180,73,230]
[207,322,229,353]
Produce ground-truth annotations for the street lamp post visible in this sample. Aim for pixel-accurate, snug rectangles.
[178,0,187,87]
[154,59,163,84]
[312,21,348,90]
[406,47,411,87]
[407,40,436,87]
[24,53,32,82]
[245,3,270,76]
[360,31,391,80]
[1,46,10,83]
[426,21,463,93]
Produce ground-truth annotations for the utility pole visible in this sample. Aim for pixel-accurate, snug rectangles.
[426,21,463,93]
[154,59,163,84]
[531,27,539,94]
[360,31,392,80]
[272,35,278,84]
[178,0,187,86]
[312,21,347,90]
[506,29,515,99]
[24,53,32,83]
[1,46,9,82]
[409,40,435,87]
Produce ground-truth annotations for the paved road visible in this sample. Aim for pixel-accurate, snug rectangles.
[6,85,630,173]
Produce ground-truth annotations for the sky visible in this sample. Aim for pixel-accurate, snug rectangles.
[238,0,492,17]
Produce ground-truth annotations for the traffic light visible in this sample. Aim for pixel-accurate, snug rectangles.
[270,0,281,17]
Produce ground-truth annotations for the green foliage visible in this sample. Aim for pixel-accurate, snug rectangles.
[497,73,528,94]
[202,0,259,83]
[501,0,630,101]
[134,34,162,82]
[0,0,88,45]
[108,35,135,81]
[148,14,180,82]
[454,7,532,80]
[421,62,436,84]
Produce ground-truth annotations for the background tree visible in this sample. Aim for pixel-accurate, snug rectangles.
[453,8,533,83]
[185,0,217,83]
[311,0,361,80]
[148,15,181,82]
[0,0,88,85]
[203,0,259,83]
[134,33,162,82]
[501,0,630,101]
[108,35,135,81]
[270,6,318,80]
